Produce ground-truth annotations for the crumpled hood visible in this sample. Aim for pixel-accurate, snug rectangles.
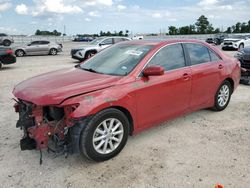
[13,67,121,105]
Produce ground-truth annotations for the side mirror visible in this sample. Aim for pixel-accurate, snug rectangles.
[99,43,105,46]
[143,66,164,77]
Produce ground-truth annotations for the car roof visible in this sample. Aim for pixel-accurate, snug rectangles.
[121,39,207,46]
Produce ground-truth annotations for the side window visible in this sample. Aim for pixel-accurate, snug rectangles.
[30,41,40,46]
[102,38,113,45]
[40,41,50,45]
[209,49,222,62]
[147,44,186,71]
[114,38,124,43]
[185,43,210,65]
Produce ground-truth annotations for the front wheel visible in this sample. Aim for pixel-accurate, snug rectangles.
[212,80,232,111]
[85,51,96,60]
[79,108,129,161]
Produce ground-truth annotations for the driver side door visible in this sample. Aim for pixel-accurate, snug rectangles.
[135,43,192,130]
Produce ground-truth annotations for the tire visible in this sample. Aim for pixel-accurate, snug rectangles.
[15,49,25,57]
[239,43,244,51]
[212,80,232,111]
[3,40,11,46]
[85,51,96,60]
[79,108,129,162]
[0,62,2,69]
[49,48,57,55]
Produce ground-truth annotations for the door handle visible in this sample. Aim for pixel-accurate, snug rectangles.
[218,64,224,69]
[182,73,190,80]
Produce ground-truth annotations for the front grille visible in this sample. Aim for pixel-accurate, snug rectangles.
[224,42,233,45]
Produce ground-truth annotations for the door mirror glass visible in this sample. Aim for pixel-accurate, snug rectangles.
[143,66,164,77]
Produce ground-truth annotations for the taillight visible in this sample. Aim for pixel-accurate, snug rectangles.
[6,49,13,55]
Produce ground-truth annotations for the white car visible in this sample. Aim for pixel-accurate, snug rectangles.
[71,36,131,61]
[222,35,250,50]
[132,35,143,40]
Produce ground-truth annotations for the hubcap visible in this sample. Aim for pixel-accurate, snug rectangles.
[92,118,124,154]
[217,85,230,107]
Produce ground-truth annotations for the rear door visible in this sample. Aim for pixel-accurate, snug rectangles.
[184,43,223,109]
[38,41,50,54]
[136,43,192,129]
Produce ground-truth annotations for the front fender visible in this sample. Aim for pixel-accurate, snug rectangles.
[60,88,137,126]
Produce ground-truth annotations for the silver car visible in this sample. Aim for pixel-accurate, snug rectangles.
[15,40,62,57]
[71,36,131,61]
[0,33,14,46]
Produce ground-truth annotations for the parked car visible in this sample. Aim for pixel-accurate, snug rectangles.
[71,36,131,61]
[205,38,214,44]
[13,40,240,162]
[214,34,228,45]
[235,46,250,85]
[73,36,94,42]
[0,33,14,46]
[222,35,250,50]
[132,35,144,40]
[14,40,62,57]
[0,47,16,69]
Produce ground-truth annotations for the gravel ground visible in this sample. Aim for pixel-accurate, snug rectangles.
[0,42,249,188]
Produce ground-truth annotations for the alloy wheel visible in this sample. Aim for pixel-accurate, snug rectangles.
[217,84,230,107]
[92,118,124,154]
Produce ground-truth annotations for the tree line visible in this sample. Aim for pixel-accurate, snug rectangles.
[168,15,250,35]
[35,29,62,36]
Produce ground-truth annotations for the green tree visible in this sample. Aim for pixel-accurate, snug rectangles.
[195,15,210,34]
[168,26,178,35]
[226,27,232,33]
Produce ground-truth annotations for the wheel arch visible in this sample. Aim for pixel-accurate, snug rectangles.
[225,77,234,91]
[109,106,134,135]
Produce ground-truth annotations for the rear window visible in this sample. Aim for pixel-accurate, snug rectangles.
[185,43,210,65]
[209,49,222,62]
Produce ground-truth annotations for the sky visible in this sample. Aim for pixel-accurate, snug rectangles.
[0,0,250,35]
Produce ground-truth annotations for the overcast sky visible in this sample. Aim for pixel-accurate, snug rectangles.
[0,0,250,35]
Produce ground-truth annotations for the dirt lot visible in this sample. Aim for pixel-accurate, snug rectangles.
[0,42,249,188]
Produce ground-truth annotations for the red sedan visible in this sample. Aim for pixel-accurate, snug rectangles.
[13,40,240,161]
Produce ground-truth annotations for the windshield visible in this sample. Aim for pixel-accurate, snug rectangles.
[80,44,153,76]
[89,37,105,45]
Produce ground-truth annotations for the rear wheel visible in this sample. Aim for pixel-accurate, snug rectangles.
[49,48,57,55]
[3,40,11,46]
[79,108,129,161]
[212,80,232,111]
[15,49,25,57]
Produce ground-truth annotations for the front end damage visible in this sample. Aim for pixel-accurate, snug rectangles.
[14,99,79,156]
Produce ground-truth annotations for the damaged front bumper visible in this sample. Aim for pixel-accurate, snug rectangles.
[14,99,79,154]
